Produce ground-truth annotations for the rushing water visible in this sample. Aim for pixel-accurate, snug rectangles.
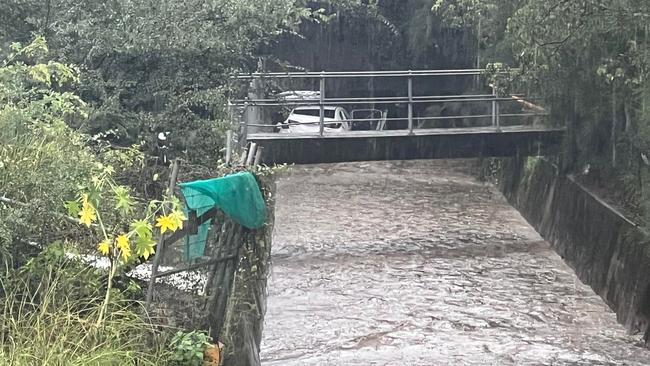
[261,160,649,365]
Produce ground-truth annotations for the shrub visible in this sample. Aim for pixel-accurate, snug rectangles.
[0,247,172,365]
[0,36,97,266]
[168,330,211,366]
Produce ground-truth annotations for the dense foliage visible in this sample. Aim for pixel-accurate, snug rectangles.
[0,37,96,263]
[431,0,650,223]
[271,0,480,72]
[1,0,319,164]
[0,2,370,362]
[0,1,379,361]
[0,37,176,364]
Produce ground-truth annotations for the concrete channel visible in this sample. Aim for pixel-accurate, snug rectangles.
[260,159,649,365]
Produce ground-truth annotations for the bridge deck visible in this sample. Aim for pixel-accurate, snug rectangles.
[247,125,565,165]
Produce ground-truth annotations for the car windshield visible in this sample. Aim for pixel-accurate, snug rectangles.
[293,108,335,118]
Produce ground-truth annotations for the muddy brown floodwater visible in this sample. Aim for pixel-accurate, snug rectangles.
[260,160,649,365]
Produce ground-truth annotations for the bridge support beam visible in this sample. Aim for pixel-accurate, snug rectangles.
[249,128,564,165]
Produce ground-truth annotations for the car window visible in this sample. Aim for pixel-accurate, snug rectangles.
[293,109,335,118]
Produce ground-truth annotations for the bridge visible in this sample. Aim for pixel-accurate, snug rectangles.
[229,69,564,164]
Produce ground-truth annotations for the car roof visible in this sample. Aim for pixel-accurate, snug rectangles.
[293,106,337,111]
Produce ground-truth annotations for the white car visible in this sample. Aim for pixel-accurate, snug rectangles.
[278,106,351,133]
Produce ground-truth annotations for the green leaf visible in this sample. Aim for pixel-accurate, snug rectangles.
[64,200,81,217]
[130,219,153,238]
[113,185,134,215]
[170,195,183,210]
[29,64,52,86]
[134,235,156,260]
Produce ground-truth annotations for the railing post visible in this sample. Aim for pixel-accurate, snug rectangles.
[408,71,414,135]
[242,98,249,146]
[491,84,497,128]
[496,94,501,131]
[319,72,325,137]
[492,83,501,131]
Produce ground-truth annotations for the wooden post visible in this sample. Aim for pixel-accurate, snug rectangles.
[207,227,243,340]
[253,146,263,166]
[145,159,180,308]
[239,144,249,165]
[225,130,232,165]
[246,143,257,166]
[203,220,232,296]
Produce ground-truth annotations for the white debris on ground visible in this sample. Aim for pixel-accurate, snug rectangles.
[129,263,208,294]
[66,252,208,294]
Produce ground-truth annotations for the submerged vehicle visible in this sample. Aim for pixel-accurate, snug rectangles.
[278,106,351,133]
[350,109,387,131]
[273,91,388,133]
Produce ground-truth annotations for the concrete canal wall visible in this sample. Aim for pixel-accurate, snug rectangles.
[496,156,650,337]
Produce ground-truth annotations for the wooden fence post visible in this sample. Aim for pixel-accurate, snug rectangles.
[145,159,180,308]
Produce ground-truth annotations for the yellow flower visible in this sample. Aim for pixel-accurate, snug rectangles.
[156,214,177,234]
[169,210,186,230]
[97,239,111,256]
[120,245,131,261]
[78,200,96,227]
[116,234,131,261]
[116,234,129,250]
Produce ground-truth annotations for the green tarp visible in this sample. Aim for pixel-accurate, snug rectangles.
[179,171,266,260]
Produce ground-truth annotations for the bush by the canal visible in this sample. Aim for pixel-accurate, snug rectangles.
[0,36,282,365]
[0,245,173,365]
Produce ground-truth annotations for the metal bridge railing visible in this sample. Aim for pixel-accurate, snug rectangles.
[233,69,515,79]
[229,69,546,139]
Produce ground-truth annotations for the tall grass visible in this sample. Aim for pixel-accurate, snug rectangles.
[0,260,172,365]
